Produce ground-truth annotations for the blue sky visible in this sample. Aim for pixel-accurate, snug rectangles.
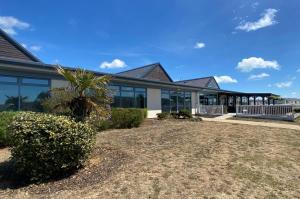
[0,0,299,97]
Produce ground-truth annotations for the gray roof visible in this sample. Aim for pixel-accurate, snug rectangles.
[117,63,173,82]
[117,63,157,78]
[176,76,220,89]
[0,28,41,62]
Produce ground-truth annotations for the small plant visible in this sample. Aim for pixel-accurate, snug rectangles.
[0,111,19,147]
[178,109,192,119]
[10,112,95,182]
[156,112,170,120]
[171,112,179,119]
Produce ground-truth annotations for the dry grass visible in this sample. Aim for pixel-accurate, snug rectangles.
[0,119,299,198]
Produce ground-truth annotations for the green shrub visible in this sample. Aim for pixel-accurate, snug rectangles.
[10,112,95,182]
[142,108,148,119]
[178,109,192,119]
[157,112,170,120]
[0,111,19,147]
[170,112,179,119]
[111,108,145,129]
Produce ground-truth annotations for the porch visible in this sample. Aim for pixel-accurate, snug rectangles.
[198,91,280,113]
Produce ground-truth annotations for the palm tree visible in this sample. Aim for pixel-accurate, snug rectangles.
[55,66,111,121]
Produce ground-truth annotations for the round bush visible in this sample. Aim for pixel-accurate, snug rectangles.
[10,112,95,182]
[0,111,20,147]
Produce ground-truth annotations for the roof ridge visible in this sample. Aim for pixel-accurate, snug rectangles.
[116,62,160,74]
[176,76,214,82]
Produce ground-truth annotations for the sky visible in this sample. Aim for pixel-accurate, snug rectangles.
[0,0,299,98]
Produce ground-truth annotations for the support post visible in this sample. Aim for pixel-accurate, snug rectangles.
[254,96,256,105]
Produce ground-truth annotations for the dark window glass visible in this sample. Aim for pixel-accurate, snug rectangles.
[20,85,49,112]
[177,92,185,111]
[170,91,178,112]
[135,88,146,108]
[109,85,121,107]
[0,83,19,111]
[22,78,49,85]
[135,92,146,108]
[0,75,17,83]
[121,86,134,108]
[161,90,170,112]
[184,92,191,110]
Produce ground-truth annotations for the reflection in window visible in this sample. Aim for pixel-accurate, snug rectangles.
[161,90,192,113]
[0,75,17,83]
[135,88,146,108]
[121,87,134,108]
[161,90,170,112]
[0,84,19,111]
[109,85,121,107]
[20,85,49,111]
[0,75,50,112]
[22,78,49,85]
[109,85,147,108]
[184,92,191,110]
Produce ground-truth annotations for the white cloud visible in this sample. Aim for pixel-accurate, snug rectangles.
[100,59,127,69]
[236,8,278,32]
[30,45,41,52]
[21,43,27,48]
[251,2,259,9]
[297,69,300,72]
[214,76,238,84]
[194,42,205,49]
[237,57,280,72]
[275,81,292,88]
[248,73,270,80]
[53,59,60,64]
[291,92,297,96]
[0,16,30,35]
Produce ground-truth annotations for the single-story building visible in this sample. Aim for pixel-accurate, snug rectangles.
[0,28,280,118]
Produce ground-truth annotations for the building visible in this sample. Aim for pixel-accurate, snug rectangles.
[276,98,300,105]
[0,28,279,118]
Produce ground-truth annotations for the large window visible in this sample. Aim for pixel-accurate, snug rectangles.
[199,94,217,105]
[109,85,147,108]
[161,90,170,112]
[0,75,50,111]
[161,89,192,113]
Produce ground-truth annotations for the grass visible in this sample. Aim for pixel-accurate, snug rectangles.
[0,119,299,198]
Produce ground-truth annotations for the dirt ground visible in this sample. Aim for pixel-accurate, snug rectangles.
[0,119,299,199]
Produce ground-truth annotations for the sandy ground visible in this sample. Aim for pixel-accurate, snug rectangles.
[0,119,299,199]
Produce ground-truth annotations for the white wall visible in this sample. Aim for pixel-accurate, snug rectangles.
[51,79,68,89]
[147,88,161,118]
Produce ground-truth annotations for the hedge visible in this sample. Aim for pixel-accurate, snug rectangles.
[0,111,19,147]
[10,112,95,182]
[111,108,145,129]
